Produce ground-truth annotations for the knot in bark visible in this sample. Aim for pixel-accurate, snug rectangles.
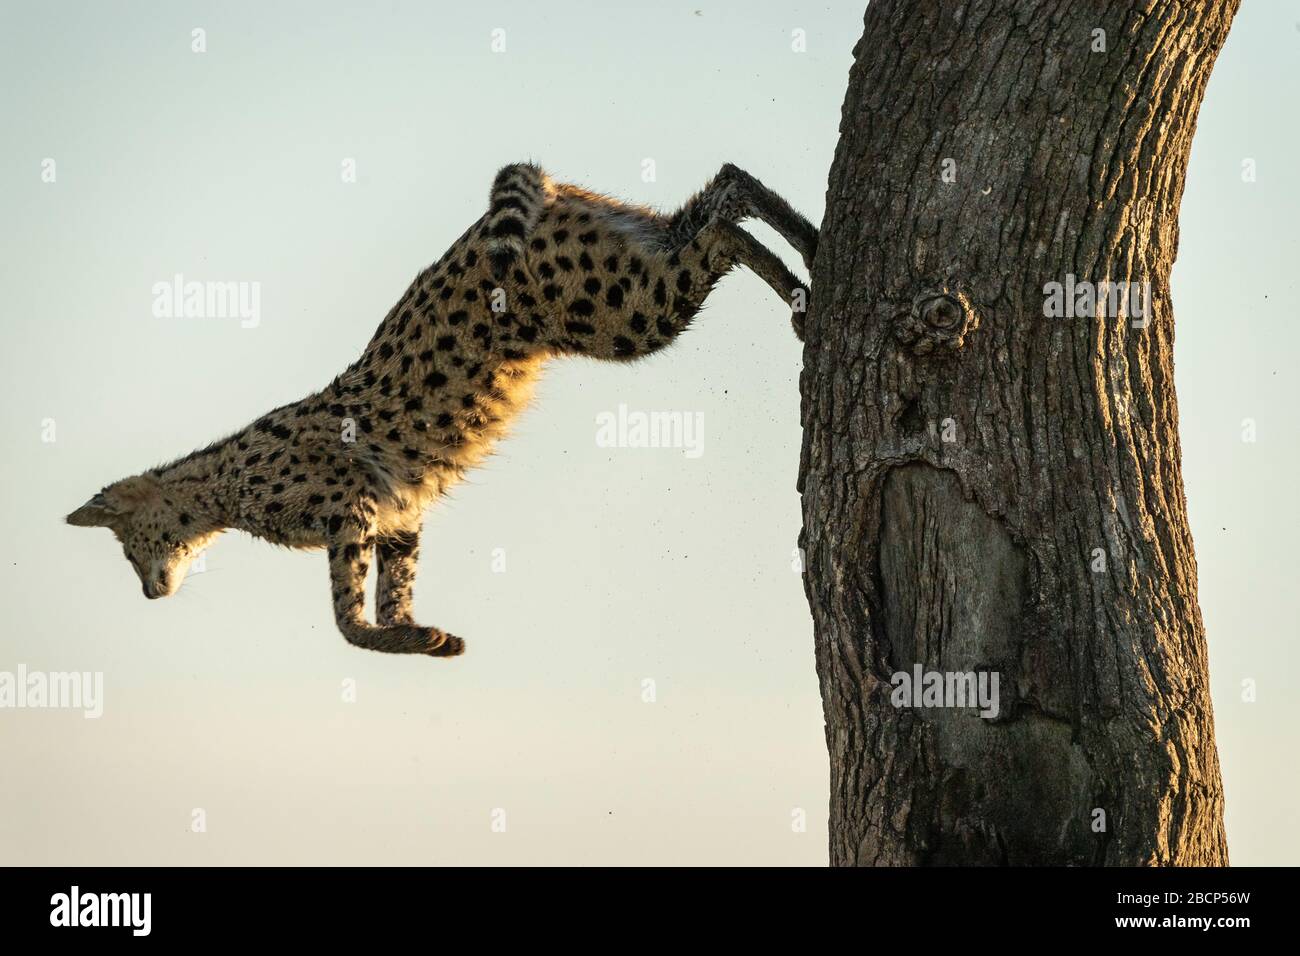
[893,290,978,356]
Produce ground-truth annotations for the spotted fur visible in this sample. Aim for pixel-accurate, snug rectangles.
[67,163,817,657]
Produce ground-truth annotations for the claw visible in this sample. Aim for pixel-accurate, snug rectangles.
[426,630,466,657]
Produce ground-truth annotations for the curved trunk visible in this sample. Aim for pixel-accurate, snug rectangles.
[799,0,1238,865]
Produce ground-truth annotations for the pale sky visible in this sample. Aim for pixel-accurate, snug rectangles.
[1,0,1295,865]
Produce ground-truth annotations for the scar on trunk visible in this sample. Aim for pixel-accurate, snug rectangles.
[875,463,1095,865]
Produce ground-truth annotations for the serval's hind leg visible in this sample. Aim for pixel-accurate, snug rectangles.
[676,217,811,341]
[669,163,819,270]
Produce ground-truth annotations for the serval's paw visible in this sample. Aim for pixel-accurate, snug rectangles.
[425,629,466,658]
[791,283,811,341]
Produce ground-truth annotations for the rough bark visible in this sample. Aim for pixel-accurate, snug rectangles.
[799,0,1238,865]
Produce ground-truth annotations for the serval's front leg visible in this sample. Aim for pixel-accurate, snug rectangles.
[330,534,463,657]
[376,530,419,625]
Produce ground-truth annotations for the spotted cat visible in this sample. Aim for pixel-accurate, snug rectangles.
[67,163,817,657]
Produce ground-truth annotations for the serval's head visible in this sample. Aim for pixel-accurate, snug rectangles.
[67,473,218,599]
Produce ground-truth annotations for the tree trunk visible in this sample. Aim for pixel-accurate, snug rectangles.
[799,0,1238,866]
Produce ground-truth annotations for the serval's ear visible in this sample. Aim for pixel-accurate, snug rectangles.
[66,493,117,528]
